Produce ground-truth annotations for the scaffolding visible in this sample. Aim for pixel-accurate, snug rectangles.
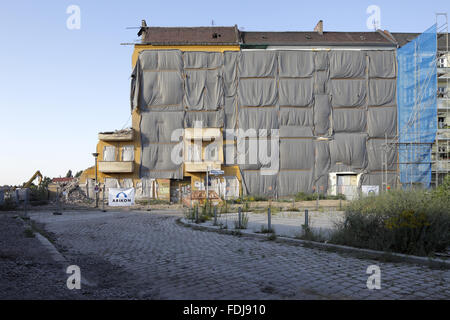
[434,13,450,187]
[383,23,439,190]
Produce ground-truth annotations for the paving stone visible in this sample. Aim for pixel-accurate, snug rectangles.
[25,210,450,300]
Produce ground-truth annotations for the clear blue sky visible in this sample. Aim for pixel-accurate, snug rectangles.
[0,0,448,185]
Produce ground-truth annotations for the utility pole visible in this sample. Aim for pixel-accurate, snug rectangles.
[206,165,210,205]
[92,152,99,208]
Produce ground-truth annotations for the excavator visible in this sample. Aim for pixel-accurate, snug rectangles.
[22,171,43,188]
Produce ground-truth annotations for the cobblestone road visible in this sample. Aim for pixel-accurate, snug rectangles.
[29,210,449,300]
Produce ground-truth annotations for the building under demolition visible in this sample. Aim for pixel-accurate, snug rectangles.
[80,20,450,202]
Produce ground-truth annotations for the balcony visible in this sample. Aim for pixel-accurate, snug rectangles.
[184,128,221,140]
[438,67,450,79]
[184,161,222,172]
[436,129,450,140]
[98,161,134,173]
[432,160,450,172]
[98,129,134,141]
[437,98,450,110]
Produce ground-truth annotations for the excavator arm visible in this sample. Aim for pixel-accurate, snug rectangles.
[23,171,43,188]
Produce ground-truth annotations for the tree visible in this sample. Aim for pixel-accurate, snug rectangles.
[75,170,83,178]
[66,170,73,178]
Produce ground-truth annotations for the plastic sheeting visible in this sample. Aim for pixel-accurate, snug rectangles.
[329,133,368,171]
[131,49,399,194]
[367,107,397,138]
[330,80,366,107]
[329,51,366,79]
[140,143,183,179]
[367,139,397,171]
[280,139,314,170]
[333,109,367,133]
[397,25,437,188]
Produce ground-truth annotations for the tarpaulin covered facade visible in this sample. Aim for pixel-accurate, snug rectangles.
[131,49,398,196]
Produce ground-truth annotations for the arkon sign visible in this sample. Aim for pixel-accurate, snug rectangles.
[108,188,135,206]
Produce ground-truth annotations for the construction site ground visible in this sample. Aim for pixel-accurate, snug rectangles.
[1,206,449,300]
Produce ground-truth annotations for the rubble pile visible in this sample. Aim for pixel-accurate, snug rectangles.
[57,179,90,204]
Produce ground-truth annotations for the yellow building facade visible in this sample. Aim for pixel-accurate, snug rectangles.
[81,42,241,203]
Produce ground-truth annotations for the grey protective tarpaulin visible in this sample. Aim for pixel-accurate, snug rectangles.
[131,49,398,195]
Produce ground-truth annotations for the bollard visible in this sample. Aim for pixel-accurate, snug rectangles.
[268,207,271,232]
[23,189,28,219]
[214,206,217,225]
[195,206,199,223]
[304,209,309,227]
[238,207,242,229]
[102,186,106,212]
[54,187,62,215]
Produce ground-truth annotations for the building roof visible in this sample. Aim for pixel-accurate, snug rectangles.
[240,31,396,46]
[137,25,449,50]
[392,32,450,50]
[140,26,240,45]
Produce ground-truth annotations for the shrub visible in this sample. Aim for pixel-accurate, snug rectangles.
[0,197,17,211]
[234,212,249,229]
[330,189,450,256]
[295,192,346,201]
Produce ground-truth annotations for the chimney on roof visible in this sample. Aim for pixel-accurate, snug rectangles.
[314,20,323,35]
[138,19,148,42]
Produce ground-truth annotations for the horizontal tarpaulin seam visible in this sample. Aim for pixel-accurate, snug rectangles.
[278,76,314,79]
[239,105,278,108]
[280,137,314,140]
[185,110,222,113]
[238,77,277,79]
[330,77,366,80]
[279,105,313,109]
[367,105,397,108]
[142,69,180,72]
[184,67,222,71]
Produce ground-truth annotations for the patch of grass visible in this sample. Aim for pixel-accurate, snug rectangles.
[295,225,326,242]
[234,211,249,229]
[330,180,450,257]
[267,233,277,241]
[0,197,17,211]
[294,192,346,201]
[259,225,275,234]
[24,228,35,238]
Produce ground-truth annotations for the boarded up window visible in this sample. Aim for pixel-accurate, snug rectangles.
[122,145,134,161]
[103,146,116,161]
[224,176,240,199]
[104,178,119,194]
[121,178,133,188]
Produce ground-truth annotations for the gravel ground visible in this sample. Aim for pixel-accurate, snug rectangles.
[0,213,138,299]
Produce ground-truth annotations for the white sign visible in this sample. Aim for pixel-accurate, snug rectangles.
[361,185,379,196]
[209,170,224,176]
[108,188,135,206]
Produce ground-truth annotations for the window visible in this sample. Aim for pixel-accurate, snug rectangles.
[103,146,116,161]
[122,145,134,161]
